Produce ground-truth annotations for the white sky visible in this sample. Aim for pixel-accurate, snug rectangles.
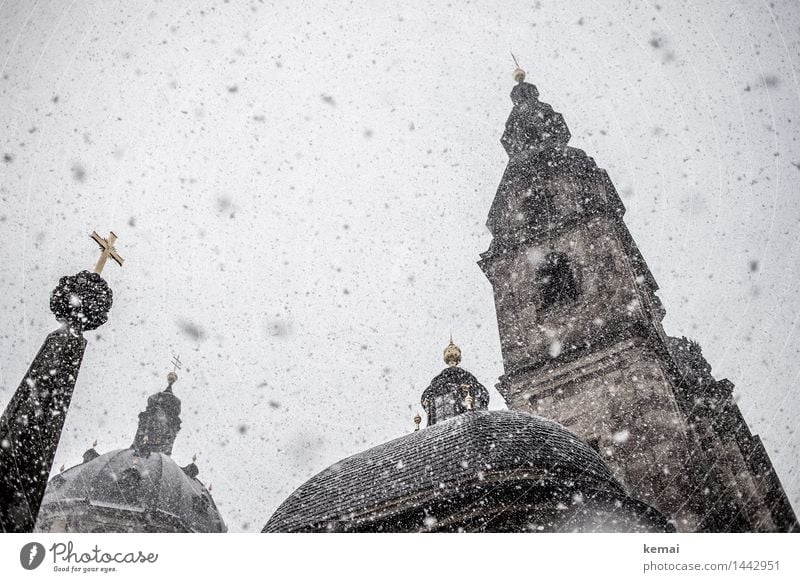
[1,0,798,532]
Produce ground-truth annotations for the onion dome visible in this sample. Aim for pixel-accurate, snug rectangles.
[421,339,490,426]
[501,74,570,158]
[36,372,226,533]
[263,410,672,533]
[483,70,616,251]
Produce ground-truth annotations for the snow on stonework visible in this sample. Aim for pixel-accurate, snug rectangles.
[478,76,798,533]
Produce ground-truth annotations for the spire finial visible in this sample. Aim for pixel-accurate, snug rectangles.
[167,354,181,387]
[443,337,462,367]
[413,412,422,431]
[511,52,526,83]
[132,369,182,456]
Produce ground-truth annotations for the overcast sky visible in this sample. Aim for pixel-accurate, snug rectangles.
[1,0,799,532]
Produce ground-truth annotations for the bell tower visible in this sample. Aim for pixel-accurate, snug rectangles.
[478,68,797,532]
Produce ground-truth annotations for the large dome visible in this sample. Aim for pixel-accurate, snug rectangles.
[37,448,225,533]
[264,410,671,533]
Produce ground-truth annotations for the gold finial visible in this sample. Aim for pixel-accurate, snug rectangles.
[90,231,124,274]
[443,336,462,367]
[413,412,422,431]
[511,52,526,83]
[208,483,213,492]
[59,464,65,473]
[192,453,197,463]
[92,439,97,448]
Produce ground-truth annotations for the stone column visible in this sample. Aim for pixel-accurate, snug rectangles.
[0,271,112,532]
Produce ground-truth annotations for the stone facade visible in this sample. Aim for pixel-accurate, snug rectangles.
[479,77,798,532]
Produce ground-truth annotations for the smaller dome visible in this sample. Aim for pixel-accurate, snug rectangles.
[37,449,226,533]
[421,366,490,425]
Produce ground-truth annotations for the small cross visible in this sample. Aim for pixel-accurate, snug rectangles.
[171,355,182,373]
[90,231,124,274]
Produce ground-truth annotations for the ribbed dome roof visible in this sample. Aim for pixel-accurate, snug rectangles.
[264,410,632,532]
[41,449,226,533]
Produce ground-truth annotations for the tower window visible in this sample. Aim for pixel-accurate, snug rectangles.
[536,253,578,310]
[432,393,457,423]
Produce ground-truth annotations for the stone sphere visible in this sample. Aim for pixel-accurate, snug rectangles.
[50,270,113,331]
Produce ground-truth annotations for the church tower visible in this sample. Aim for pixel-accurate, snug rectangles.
[479,68,797,532]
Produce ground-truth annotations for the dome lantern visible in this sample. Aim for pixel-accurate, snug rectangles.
[422,338,489,426]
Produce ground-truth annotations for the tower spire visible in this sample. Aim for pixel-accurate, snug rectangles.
[510,52,526,83]
[131,370,183,456]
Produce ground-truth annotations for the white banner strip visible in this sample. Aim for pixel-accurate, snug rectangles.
[1,533,798,581]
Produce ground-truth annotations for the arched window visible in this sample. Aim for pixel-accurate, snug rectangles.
[536,253,578,310]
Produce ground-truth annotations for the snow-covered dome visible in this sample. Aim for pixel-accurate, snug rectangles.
[37,448,225,533]
[36,372,226,533]
[263,409,672,533]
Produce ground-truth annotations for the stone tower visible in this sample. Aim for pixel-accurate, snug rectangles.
[478,70,798,532]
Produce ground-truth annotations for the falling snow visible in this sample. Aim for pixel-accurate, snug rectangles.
[0,0,797,533]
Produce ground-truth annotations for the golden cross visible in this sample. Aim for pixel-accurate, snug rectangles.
[171,355,182,373]
[90,231,124,274]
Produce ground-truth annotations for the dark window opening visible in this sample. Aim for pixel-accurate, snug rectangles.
[537,253,578,310]
[432,392,458,423]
